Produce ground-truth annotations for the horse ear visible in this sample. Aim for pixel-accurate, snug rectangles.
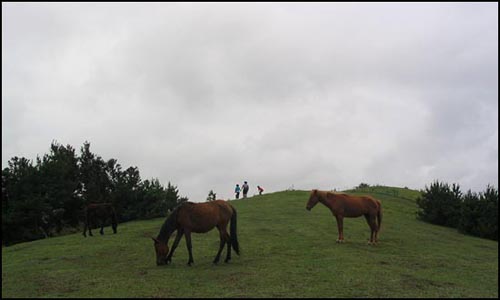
[312,189,318,195]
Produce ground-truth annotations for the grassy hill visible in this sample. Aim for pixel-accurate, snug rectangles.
[2,186,498,297]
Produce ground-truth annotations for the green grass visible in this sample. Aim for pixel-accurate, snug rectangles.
[2,186,498,297]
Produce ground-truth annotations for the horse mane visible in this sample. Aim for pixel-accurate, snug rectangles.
[316,190,329,199]
[315,190,349,201]
[157,203,184,241]
[329,191,349,196]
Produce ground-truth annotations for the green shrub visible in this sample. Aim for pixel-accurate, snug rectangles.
[357,183,370,189]
[416,180,462,228]
[417,180,498,241]
[459,186,498,241]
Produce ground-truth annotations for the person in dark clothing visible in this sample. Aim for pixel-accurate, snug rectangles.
[242,181,249,198]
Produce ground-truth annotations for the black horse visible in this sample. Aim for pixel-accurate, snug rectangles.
[82,203,118,237]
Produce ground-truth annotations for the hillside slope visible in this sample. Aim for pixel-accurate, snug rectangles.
[2,187,498,297]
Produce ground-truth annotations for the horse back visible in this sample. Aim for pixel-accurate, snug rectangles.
[86,203,115,218]
[330,193,380,217]
[178,200,233,233]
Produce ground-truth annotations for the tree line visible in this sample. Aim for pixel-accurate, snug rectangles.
[416,180,498,241]
[2,141,188,246]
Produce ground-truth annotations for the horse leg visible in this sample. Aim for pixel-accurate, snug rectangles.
[84,211,92,237]
[185,230,194,266]
[83,221,87,237]
[224,230,232,263]
[100,220,104,235]
[364,214,370,244]
[335,215,344,243]
[88,219,93,236]
[213,226,227,264]
[166,229,184,264]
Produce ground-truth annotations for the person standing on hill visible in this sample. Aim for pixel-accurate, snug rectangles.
[235,184,241,199]
[242,181,249,198]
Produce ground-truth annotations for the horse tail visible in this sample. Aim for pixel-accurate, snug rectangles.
[377,201,383,232]
[229,205,240,255]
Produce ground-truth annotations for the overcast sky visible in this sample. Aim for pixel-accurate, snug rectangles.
[2,2,498,202]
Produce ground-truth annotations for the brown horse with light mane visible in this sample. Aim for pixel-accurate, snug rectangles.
[152,200,240,266]
[306,189,382,245]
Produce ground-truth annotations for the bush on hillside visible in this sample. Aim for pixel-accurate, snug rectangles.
[458,186,498,241]
[206,190,216,201]
[417,180,498,241]
[357,183,370,189]
[416,180,462,228]
[2,141,188,246]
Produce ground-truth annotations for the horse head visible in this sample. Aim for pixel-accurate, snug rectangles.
[152,237,169,266]
[306,189,321,211]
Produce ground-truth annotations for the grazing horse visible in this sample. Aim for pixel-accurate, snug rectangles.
[306,189,382,245]
[82,203,118,237]
[152,200,240,266]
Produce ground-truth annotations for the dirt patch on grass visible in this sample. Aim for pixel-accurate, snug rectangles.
[142,231,155,238]
[223,271,254,284]
[400,274,456,290]
[151,288,172,298]
[36,276,78,295]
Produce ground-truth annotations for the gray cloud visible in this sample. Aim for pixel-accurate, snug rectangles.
[2,2,498,201]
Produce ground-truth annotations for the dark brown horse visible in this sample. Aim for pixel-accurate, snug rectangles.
[306,189,382,245]
[82,203,118,237]
[152,200,240,266]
